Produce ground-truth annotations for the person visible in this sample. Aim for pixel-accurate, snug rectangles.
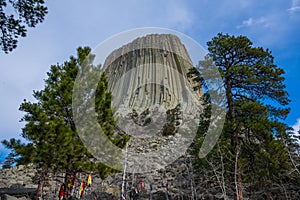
[58,183,65,200]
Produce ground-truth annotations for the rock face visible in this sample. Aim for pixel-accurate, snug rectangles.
[103,34,204,173]
[103,34,203,140]
[104,33,203,115]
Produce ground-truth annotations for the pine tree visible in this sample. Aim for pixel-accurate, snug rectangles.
[194,33,294,199]
[2,152,16,169]
[2,47,129,199]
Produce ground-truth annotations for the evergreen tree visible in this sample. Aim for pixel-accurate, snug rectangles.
[2,47,129,199]
[2,152,16,169]
[194,33,294,199]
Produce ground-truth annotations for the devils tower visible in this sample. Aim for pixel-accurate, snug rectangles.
[100,34,203,176]
[103,34,203,138]
[103,34,203,110]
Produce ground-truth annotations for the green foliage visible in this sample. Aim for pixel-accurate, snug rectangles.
[95,74,116,138]
[2,152,16,169]
[130,109,152,126]
[162,104,181,136]
[193,33,298,198]
[162,123,176,136]
[187,67,201,82]
[2,46,128,182]
[0,0,47,53]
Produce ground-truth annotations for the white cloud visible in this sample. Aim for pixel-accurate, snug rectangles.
[289,118,300,145]
[237,16,271,28]
[292,118,300,134]
[243,17,254,26]
[288,6,300,13]
[288,0,300,13]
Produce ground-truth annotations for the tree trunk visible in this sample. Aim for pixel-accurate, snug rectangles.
[64,169,70,199]
[225,74,244,200]
[36,168,47,200]
[234,146,244,200]
[225,76,237,146]
[64,154,74,199]
[237,161,244,200]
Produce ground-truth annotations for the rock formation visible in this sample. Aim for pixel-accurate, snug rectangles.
[103,34,203,173]
[103,33,203,117]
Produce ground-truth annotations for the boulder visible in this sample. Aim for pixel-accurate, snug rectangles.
[1,194,19,200]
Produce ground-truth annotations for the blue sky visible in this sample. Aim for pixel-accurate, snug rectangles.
[0,0,300,162]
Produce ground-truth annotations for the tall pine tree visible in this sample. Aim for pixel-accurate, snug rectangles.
[2,47,129,199]
[195,33,294,199]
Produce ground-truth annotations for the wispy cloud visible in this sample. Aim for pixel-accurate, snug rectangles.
[290,118,300,144]
[237,17,272,29]
[288,0,300,14]
[292,118,300,134]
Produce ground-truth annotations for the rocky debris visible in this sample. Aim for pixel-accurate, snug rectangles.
[1,194,18,200]
[0,185,36,199]
[81,192,117,200]
[1,160,299,199]
[0,166,37,199]
[0,165,38,189]
[0,192,35,200]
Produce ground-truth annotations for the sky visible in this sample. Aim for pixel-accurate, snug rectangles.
[0,0,300,163]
